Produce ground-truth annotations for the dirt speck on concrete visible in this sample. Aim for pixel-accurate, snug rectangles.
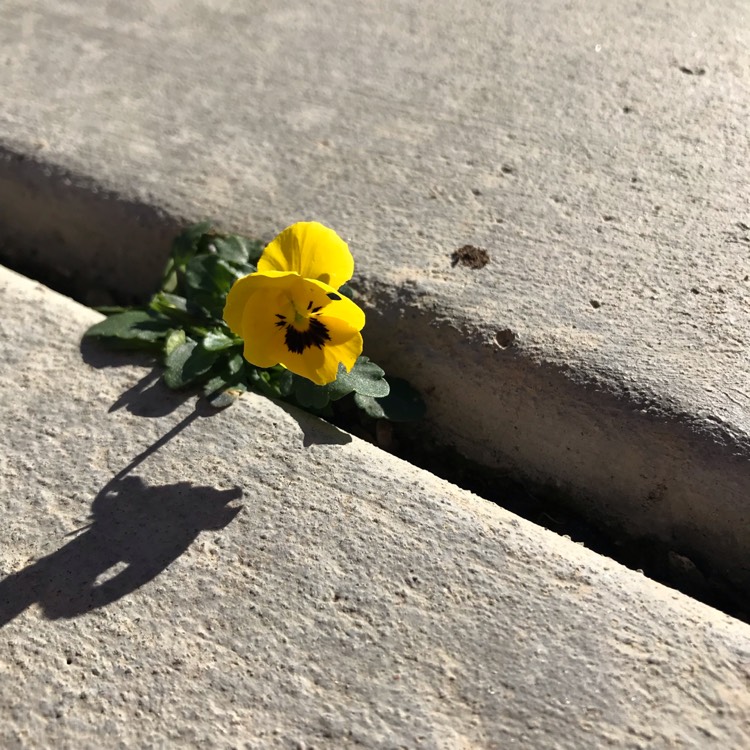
[678,64,706,76]
[451,245,489,269]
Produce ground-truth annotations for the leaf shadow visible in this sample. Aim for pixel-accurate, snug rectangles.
[80,339,186,418]
[274,400,353,447]
[80,337,352,445]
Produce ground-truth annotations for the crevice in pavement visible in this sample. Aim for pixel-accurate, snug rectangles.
[3,247,748,624]
[334,400,749,625]
[3,144,748,607]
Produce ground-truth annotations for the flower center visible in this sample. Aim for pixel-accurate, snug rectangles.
[274,297,330,354]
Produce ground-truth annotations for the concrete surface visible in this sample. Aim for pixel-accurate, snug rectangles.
[1,263,749,748]
[0,1,749,590]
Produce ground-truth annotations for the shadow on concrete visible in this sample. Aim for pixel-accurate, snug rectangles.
[0,405,242,627]
[81,337,353,445]
[80,338,187,418]
[0,142,179,306]
[277,402,353,448]
[0,477,241,626]
[106,368,180,418]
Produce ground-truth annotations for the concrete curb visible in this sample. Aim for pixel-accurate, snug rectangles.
[2,264,749,747]
[1,0,749,593]
[2,143,748,597]
[361,280,750,595]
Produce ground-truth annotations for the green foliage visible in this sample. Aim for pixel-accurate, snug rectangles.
[83,223,423,421]
[355,377,426,422]
[323,357,390,401]
[84,310,173,352]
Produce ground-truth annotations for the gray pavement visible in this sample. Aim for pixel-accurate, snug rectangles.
[2,264,750,747]
[0,2,749,588]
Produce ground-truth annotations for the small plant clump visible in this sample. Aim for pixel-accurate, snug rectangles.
[84,222,425,422]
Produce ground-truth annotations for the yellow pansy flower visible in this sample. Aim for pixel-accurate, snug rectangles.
[223,222,365,385]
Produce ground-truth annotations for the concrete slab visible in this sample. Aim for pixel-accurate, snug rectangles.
[1,263,749,747]
[0,1,748,589]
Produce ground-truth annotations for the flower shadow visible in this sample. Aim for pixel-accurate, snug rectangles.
[0,474,242,627]
[1,371,241,628]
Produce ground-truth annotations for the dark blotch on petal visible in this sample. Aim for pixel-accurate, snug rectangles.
[285,318,331,354]
[327,292,341,301]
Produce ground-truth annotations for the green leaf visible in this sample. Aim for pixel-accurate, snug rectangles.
[326,356,390,400]
[149,292,196,324]
[163,329,186,357]
[203,374,226,395]
[184,254,243,318]
[246,368,271,399]
[244,237,265,264]
[163,338,219,389]
[263,367,294,398]
[207,390,242,408]
[353,393,385,419]
[243,367,292,400]
[226,351,245,375]
[355,377,426,422]
[210,236,248,264]
[210,235,263,266]
[275,368,294,397]
[292,375,331,410]
[203,373,247,409]
[203,330,241,351]
[288,358,390,408]
[171,221,214,266]
[184,344,220,382]
[94,305,129,315]
[162,221,215,292]
[84,310,173,347]
[164,340,196,388]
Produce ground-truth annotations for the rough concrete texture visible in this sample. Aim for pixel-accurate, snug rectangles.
[1,264,749,748]
[0,1,749,589]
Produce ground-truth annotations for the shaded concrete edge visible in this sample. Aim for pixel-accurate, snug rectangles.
[1,142,747,593]
[359,278,750,595]
[0,143,181,304]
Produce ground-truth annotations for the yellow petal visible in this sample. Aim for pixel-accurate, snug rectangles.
[239,286,289,368]
[303,278,366,331]
[258,222,354,289]
[225,272,297,368]
[223,271,297,337]
[278,345,327,384]
[223,275,253,337]
[318,317,364,373]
